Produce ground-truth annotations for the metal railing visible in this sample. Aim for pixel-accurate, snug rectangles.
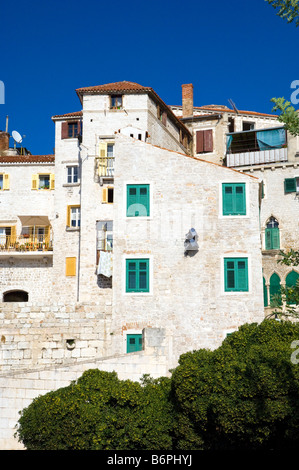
[98,157,115,177]
[0,235,53,252]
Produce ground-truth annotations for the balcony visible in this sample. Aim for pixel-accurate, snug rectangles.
[226,127,287,168]
[98,156,114,177]
[0,234,53,258]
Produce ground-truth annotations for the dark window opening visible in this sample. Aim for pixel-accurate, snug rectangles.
[228,117,235,133]
[108,187,114,203]
[242,121,255,131]
[3,290,29,302]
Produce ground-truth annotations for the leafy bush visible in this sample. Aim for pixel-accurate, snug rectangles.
[171,320,299,450]
[16,369,174,450]
[16,320,299,450]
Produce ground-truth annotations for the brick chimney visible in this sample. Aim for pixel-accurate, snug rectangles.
[182,84,193,118]
[0,131,10,153]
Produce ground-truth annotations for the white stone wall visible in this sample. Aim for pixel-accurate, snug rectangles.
[110,135,264,366]
[0,161,55,301]
[240,162,299,310]
[0,326,170,450]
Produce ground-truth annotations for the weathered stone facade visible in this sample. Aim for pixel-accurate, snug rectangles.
[1,80,298,449]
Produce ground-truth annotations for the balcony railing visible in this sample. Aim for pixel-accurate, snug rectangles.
[226,127,287,168]
[226,147,288,168]
[98,157,114,177]
[0,235,53,252]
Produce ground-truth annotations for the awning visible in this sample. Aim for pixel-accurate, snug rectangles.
[18,216,50,227]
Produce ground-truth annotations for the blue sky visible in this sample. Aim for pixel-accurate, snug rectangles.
[1,0,298,155]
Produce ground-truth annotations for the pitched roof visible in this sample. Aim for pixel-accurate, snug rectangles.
[52,111,82,120]
[75,81,151,95]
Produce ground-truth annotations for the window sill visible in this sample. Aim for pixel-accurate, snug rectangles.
[66,227,80,232]
[262,249,280,255]
[124,291,152,296]
[63,183,80,187]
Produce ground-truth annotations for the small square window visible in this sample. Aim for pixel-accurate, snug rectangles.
[110,95,122,109]
[127,334,143,353]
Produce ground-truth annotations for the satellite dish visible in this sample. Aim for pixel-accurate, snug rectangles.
[12,130,23,144]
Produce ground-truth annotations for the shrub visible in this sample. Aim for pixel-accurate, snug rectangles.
[171,320,299,450]
[16,369,174,450]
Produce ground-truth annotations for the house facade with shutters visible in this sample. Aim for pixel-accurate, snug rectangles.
[172,84,299,313]
[0,80,298,449]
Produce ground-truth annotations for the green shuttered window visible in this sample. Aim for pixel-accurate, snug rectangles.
[127,184,150,217]
[265,227,280,250]
[126,259,149,292]
[222,183,246,215]
[224,258,248,292]
[127,334,143,353]
[284,178,297,193]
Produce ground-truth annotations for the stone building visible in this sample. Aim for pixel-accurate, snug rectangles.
[0,80,298,449]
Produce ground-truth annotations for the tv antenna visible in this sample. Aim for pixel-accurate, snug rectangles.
[228,99,239,114]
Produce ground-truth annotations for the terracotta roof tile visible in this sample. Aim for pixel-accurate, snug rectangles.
[76,81,150,94]
[0,155,55,163]
[52,111,82,120]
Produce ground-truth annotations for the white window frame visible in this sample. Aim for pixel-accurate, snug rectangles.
[67,165,79,184]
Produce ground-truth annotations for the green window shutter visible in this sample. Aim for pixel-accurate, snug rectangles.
[271,227,280,250]
[127,184,150,216]
[269,273,281,306]
[139,186,150,216]
[224,258,248,292]
[263,277,268,307]
[127,334,143,353]
[223,183,246,215]
[285,270,299,304]
[223,185,234,215]
[127,260,137,291]
[265,228,272,250]
[126,259,149,292]
[237,260,248,291]
[265,228,280,250]
[235,185,246,215]
[284,178,296,193]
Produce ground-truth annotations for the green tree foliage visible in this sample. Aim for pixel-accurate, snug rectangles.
[171,320,299,450]
[15,369,174,450]
[271,97,299,136]
[266,0,299,26]
[270,249,299,318]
